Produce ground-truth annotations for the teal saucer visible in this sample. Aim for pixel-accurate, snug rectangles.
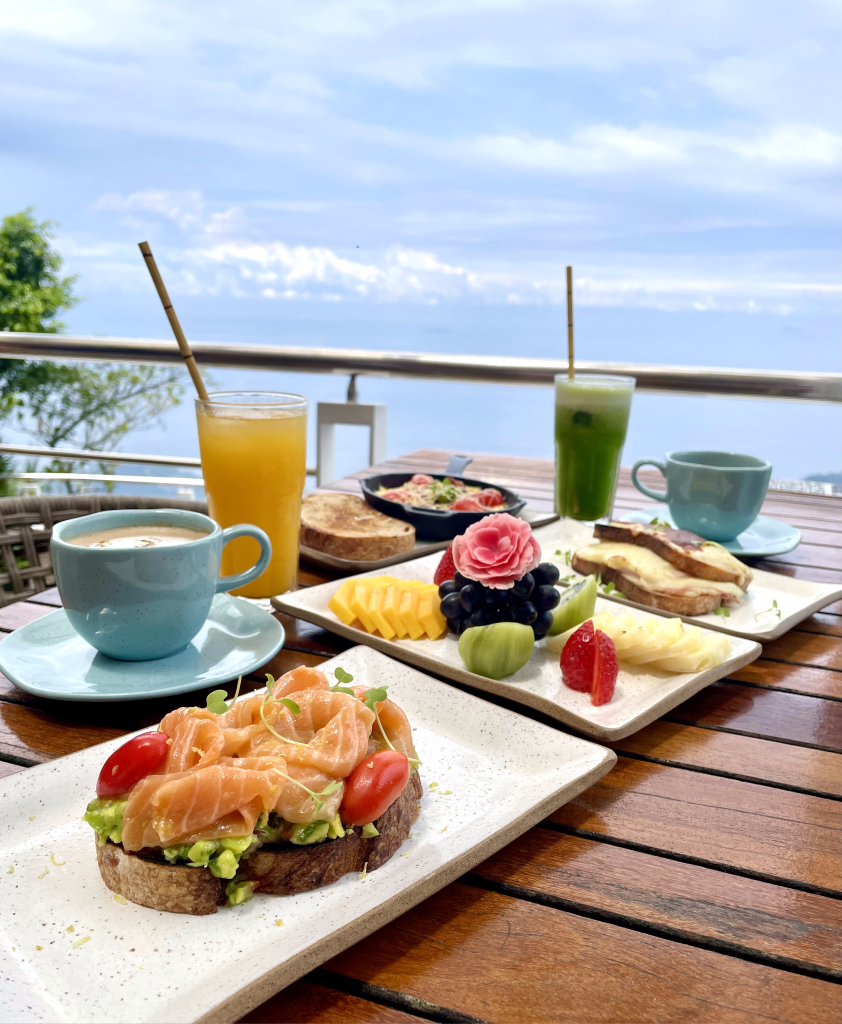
[0,593,285,701]
[619,505,801,558]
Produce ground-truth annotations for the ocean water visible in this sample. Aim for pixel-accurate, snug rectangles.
[9,298,840,495]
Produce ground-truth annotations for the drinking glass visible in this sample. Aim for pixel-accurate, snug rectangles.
[196,391,308,597]
[554,374,635,521]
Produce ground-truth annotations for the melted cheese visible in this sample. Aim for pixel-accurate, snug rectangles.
[576,542,745,603]
[693,543,752,589]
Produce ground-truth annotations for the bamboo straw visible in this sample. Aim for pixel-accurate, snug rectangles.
[566,265,575,380]
[138,241,210,402]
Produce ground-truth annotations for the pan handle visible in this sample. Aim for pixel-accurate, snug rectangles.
[445,454,473,476]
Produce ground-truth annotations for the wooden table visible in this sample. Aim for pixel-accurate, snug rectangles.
[2,449,840,1024]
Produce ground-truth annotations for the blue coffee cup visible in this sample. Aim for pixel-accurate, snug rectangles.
[631,450,772,542]
[51,508,271,661]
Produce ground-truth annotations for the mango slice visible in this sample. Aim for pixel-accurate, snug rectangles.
[369,584,396,640]
[329,576,445,641]
[418,589,447,640]
[328,579,356,626]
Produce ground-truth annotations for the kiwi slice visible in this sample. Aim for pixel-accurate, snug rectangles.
[547,575,597,636]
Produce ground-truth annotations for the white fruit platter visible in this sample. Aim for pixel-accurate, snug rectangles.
[274,549,761,741]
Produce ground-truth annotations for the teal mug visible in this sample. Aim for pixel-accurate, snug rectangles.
[631,450,772,542]
[51,508,271,661]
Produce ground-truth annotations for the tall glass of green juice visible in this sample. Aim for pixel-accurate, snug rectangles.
[555,374,635,520]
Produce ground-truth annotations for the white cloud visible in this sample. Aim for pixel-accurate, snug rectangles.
[465,123,842,176]
[69,190,841,312]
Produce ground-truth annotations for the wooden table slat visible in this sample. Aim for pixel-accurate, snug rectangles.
[240,980,430,1023]
[325,883,842,1024]
[730,659,842,700]
[551,757,842,893]
[608,720,842,797]
[665,682,842,751]
[474,830,842,975]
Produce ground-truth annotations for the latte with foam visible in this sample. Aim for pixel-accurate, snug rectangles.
[68,525,210,549]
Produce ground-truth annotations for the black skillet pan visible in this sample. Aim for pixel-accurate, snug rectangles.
[361,455,526,541]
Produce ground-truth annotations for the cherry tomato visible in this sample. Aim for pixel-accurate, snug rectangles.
[410,474,434,485]
[96,732,169,798]
[381,489,411,503]
[451,495,485,511]
[341,750,410,826]
[476,488,504,508]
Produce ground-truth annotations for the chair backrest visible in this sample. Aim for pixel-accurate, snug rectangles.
[0,495,208,607]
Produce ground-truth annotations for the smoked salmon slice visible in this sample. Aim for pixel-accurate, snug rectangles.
[121,763,285,850]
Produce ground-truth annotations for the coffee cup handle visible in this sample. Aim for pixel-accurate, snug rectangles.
[631,459,668,502]
[216,525,272,593]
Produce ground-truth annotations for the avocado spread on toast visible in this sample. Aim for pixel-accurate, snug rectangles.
[83,801,354,901]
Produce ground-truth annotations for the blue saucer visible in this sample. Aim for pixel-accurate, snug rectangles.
[619,505,801,558]
[0,594,285,701]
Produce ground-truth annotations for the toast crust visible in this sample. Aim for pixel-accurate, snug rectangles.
[571,554,722,617]
[594,522,750,588]
[94,773,422,915]
[300,493,415,560]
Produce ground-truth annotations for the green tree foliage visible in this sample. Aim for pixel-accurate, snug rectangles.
[0,208,77,334]
[0,209,185,494]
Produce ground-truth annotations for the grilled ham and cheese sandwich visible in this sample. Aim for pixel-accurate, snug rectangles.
[572,522,751,617]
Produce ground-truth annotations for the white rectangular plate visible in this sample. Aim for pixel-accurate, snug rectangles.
[274,550,761,741]
[532,521,842,642]
[300,508,558,572]
[0,646,614,1024]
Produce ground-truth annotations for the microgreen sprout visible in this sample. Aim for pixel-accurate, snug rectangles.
[363,685,421,768]
[330,666,356,696]
[270,766,341,815]
[564,549,572,566]
[206,676,243,715]
[259,674,309,748]
[650,517,672,529]
[754,600,781,622]
[714,606,731,618]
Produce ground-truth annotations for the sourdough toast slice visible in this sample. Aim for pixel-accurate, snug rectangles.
[301,493,415,561]
[571,554,723,617]
[594,522,752,590]
[96,773,422,915]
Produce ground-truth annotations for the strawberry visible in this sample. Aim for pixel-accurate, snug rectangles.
[591,630,618,706]
[561,620,618,705]
[434,544,456,584]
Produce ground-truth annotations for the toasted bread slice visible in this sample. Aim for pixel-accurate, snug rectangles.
[301,493,415,561]
[571,554,724,616]
[95,773,422,915]
[594,522,752,590]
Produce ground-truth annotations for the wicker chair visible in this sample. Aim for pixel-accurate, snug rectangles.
[0,495,208,607]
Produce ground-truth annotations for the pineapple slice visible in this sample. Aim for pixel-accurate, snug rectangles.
[611,617,660,659]
[623,618,685,664]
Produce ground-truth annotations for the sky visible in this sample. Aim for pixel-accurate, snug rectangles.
[0,0,840,481]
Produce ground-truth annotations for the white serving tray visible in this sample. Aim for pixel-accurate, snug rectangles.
[273,551,761,741]
[0,646,614,1024]
[300,507,559,572]
[531,521,842,642]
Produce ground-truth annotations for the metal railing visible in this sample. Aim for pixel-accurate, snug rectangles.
[1,332,839,403]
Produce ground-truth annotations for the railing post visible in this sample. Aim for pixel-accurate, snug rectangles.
[316,377,387,487]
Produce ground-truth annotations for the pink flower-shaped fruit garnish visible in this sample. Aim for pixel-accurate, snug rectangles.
[452,513,541,590]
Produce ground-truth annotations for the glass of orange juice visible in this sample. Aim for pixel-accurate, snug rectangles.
[196,391,308,597]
